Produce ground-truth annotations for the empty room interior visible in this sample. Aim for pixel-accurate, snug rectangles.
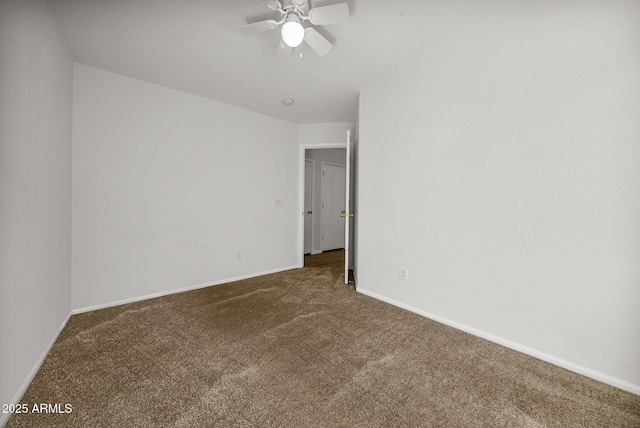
[1,0,639,426]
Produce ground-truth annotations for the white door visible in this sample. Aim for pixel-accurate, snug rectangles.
[321,163,346,251]
[343,130,353,284]
[304,160,314,254]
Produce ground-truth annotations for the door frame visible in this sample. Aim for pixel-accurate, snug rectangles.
[304,159,315,255]
[297,142,347,268]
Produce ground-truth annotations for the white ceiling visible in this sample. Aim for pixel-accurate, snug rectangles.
[49,0,501,124]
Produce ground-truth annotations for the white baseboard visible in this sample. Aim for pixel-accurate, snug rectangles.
[0,312,72,428]
[71,265,299,315]
[356,288,640,396]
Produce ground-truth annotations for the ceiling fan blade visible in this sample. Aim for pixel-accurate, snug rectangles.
[258,0,282,11]
[304,27,332,57]
[239,19,279,35]
[308,3,349,25]
[277,39,292,58]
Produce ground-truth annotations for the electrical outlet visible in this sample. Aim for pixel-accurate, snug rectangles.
[236,252,241,261]
[399,267,408,281]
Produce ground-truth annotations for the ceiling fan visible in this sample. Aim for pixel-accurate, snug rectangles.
[240,0,350,57]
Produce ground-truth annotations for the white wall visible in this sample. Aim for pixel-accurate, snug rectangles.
[298,122,354,145]
[72,64,299,310]
[358,1,640,392]
[0,0,73,415]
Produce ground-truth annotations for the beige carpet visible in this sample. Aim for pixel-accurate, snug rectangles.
[8,259,640,427]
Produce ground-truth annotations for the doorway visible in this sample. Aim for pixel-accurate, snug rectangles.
[298,135,354,284]
[302,148,346,256]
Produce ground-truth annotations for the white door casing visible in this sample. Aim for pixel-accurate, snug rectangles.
[304,160,314,254]
[344,130,352,284]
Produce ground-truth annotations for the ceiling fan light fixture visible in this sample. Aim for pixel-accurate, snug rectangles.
[240,1,350,57]
[281,21,305,48]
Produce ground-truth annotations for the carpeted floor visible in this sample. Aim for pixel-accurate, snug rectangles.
[7,255,640,427]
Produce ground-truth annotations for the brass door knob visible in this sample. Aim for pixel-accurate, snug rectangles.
[307,210,313,214]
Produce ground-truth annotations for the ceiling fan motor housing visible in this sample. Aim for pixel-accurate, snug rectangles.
[283,0,309,15]
[284,9,303,24]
